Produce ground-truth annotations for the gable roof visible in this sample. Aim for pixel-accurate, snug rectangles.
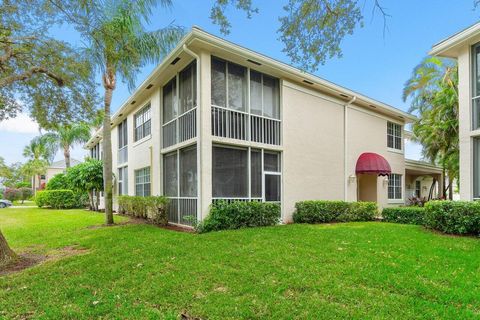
[49,158,82,169]
[86,27,416,148]
[430,21,480,57]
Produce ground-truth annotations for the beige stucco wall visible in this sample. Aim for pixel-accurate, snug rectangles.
[45,168,64,182]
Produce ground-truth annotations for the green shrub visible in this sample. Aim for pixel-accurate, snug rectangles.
[118,195,169,225]
[382,207,425,225]
[46,173,70,190]
[197,201,281,233]
[35,190,77,209]
[424,201,480,235]
[293,200,377,224]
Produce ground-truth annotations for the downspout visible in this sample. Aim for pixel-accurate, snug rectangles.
[183,44,202,222]
[344,96,357,201]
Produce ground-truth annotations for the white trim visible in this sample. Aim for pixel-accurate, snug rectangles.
[430,22,480,57]
[387,148,404,155]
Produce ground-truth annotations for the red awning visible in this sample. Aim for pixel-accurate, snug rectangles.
[355,152,391,176]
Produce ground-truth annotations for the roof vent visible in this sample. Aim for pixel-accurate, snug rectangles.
[171,57,181,65]
[303,79,314,85]
[247,59,262,66]
[130,100,136,105]
[146,84,153,89]
[340,93,349,98]
[369,104,377,109]
[118,113,123,117]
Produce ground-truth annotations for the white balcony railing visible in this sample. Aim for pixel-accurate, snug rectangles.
[163,107,197,149]
[167,197,197,226]
[211,106,280,145]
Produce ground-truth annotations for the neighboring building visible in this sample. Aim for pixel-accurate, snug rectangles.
[36,158,82,189]
[430,22,480,200]
[85,27,442,226]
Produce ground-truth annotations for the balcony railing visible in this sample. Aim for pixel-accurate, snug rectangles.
[167,197,197,226]
[117,146,128,164]
[211,105,280,145]
[163,107,197,149]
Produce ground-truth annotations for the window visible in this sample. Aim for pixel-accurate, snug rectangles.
[163,78,177,124]
[388,174,402,200]
[91,143,101,160]
[250,70,280,119]
[387,122,402,150]
[135,167,150,197]
[163,147,197,198]
[415,180,421,198]
[474,138,480,198]
[211,57,247,111]
[118,119,128,148]
[473,44,480,129]
[134,104,151,141]
[212,146,281,201]
[179,61,197,114]
[118,166,128,195]
[212,146,248,197]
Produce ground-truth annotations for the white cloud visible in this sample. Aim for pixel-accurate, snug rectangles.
[0,114,40,134]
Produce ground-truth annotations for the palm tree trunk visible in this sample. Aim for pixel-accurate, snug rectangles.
[63,144,71,168]
[0,228,17,267]
[102,68,115,225]
[88,191,94,211]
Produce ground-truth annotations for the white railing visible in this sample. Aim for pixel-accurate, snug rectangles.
[250,115,281,145]
[162,120,176,148]
[117,146,128,164]
[211,106,280,145]
[179,108,197,143]
[163,108,197,149]
[167,197,197,226]
[212,197,263,204]
[211,106,248,140]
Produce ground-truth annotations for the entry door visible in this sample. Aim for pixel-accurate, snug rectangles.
[358,174,377,202]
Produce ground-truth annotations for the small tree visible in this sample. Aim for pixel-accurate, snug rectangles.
[66,159,103,211]
[45,173,70,190]
[18,187,33,204]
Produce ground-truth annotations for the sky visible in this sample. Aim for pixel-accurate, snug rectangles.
[0,0,478,165]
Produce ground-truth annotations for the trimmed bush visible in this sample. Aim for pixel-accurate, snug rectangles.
[382,207,425,225]
[46,173,70,190]
[197,201,281,233]
[35,190,77,209]
[117,196,169,225]
[424,201,480,235]
[293,200,377,224]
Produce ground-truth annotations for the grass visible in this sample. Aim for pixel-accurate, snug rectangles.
[0,208,480,319]
[11,200,36,207]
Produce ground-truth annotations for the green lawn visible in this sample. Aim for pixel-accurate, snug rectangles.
[1,208,479,319]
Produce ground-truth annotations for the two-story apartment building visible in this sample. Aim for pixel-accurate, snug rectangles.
[86,27,442,226]
[430,22,480,200]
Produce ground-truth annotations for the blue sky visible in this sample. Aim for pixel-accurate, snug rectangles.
[0,0,478,165]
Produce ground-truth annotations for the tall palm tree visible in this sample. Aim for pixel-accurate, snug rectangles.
[403,56,458,199]
[23,135,56,192]
[54,0,184,225]
[43,123,91,168]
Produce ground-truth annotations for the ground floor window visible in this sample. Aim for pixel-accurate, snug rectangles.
[212,145,281,201]
[388,174,402,200]
[474,138,480,199]
[135,167,151,197]
[415,180,421,198]
[118,166,128,195]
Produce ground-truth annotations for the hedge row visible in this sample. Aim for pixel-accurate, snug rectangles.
[382,207,425,225]
[117,195,169,225]
[35,190,88,209]
[293,201,378,224]
[197,201,281,233]
[423,201,480,235]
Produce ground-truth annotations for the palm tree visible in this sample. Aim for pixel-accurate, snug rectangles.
[43,123,91,168]
[54,0,184,225]
[403,56,458,199]
[23,135,56,193]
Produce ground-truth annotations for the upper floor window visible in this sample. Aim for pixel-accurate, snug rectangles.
[388,174,402,200]
[134,104,151,142]
[90,142,101,160]
[135,167,151,197]
[472,43,480,129]
[211,57,247,111]
[250,70,280,119]
[387,122,402,150]
[118,119,128,149]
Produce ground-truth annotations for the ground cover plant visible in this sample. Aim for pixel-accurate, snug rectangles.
[0,207,479,319]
